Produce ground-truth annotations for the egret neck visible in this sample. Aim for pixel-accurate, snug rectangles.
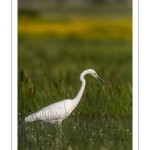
[72,71,87,110]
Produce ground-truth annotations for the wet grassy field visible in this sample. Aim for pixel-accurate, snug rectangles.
[18,2,132,150]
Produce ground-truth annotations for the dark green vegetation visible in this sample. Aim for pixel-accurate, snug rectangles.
[18,2,132,150]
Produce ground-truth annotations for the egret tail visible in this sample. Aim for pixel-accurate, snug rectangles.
[25,113,37,122]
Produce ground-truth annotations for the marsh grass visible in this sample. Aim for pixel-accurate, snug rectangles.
[18,39,132,149]
[18,115,132,150]
[18,3,132,150]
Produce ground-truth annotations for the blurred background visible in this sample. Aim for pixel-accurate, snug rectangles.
[18,0,132,79]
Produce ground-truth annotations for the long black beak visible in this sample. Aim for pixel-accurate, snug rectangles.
[97,76,106,84]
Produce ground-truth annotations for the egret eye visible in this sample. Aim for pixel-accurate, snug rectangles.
[94,72,97,76]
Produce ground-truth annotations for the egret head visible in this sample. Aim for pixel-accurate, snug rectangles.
[83,69,106,84]
[93,71,105,84]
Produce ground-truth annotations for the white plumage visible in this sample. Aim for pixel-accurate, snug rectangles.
[25,69,105,125]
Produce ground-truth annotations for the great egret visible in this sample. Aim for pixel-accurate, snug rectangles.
[25,69,105,125]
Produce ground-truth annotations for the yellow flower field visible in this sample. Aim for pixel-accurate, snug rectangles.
[18,19,132,40]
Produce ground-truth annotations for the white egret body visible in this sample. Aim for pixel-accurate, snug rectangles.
[25,69,105,125]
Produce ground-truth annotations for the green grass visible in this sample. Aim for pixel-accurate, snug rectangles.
[18,3,132,150]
